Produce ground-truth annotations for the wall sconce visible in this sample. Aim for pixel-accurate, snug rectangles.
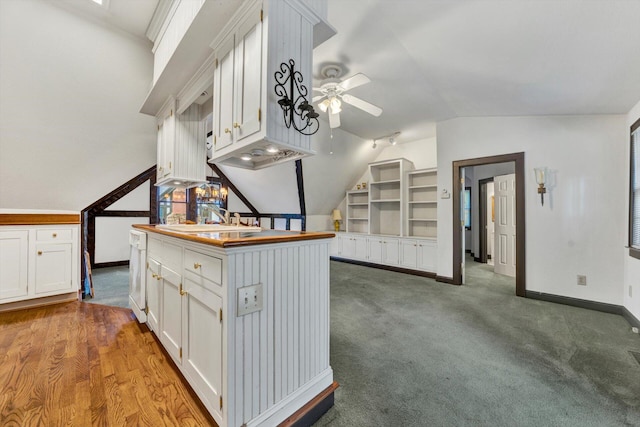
[331,209,342,232]
[274,59,319,135]
[534,167,547,206]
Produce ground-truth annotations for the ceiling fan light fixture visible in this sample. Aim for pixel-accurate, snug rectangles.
[329,97,342,113]
[318,99,330,112]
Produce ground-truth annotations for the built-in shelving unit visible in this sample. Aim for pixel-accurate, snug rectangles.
[369,159,414,236]
[346,189,369,233]
[405,168,438,238]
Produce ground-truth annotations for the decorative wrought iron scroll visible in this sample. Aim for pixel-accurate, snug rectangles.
[274,59,319,135]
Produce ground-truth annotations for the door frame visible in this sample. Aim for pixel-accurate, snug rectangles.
[452,152,526,296]
[478,177,494,264]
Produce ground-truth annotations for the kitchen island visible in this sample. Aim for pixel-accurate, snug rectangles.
[131,225,336,427]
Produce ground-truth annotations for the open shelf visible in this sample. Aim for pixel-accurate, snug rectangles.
[406,168,438,238]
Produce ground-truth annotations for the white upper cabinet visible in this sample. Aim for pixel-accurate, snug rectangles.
[142,0,334,171]
[155,97,207,188]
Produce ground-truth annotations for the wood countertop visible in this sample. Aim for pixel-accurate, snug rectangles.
[133,224,335,248]
[0,212,80,225]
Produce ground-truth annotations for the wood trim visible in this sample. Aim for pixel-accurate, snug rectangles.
[435,275,456,285]
[330,257,437,279]
[84,165,156,215]
[295,159,307,231]
[622,306,640,329]
[0,213,80,225]
[478,177,494,264]
[209,164,260,216]
[453,152,526,296]
[278,381,338,427]
[629,117,640,253]
[93,260,130,269]
[95,210,151,217]
[629,247,640,260]
[525,291,623,315]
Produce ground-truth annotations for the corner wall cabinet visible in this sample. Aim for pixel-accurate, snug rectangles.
[156,97,207,188]
[333,160,438,275]
[0,214,80,309]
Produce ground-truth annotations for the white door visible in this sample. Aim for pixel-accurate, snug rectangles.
[34,243,72,294]
[161,265,183,364]
[0,230,29,300]
[487,182,495,266]
[460,173,466,284]
[234,11,262,142]
[213,34,235,150]
[494,174,516,277]
[183,277,223,419]
[146,258,161,333]
[129,231,146,323]
[400,240,418,269]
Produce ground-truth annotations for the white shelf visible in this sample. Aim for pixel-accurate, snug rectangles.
[370,199,401,203]
[409,218,437,222]
[348,203,369,206]
[348,218,368,221]
[408,184,437,189]
[406,167,438,238]
[408,201,437,204]
[370,179,401,185]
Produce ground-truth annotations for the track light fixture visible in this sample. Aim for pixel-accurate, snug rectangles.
[371,131,401,149]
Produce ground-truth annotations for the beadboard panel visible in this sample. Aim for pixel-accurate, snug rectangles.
[153,0,206,84]
[226,240,331,427]
[265,0,314,152]
[174,102,206,181]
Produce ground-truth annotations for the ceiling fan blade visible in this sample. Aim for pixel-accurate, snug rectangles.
[328,110,341,128]
[313,87,323,92]
[342,94,382,117]
[338,73,370,92]
[312,95,326,103]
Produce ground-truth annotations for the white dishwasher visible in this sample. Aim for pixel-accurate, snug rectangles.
[129,229,147,323]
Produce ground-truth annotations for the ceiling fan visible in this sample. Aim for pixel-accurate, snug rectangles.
[312,65,382,129]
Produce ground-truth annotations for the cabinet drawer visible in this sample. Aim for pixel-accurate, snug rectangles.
[184,249,222,285]
[36,228,73,241]
[148,237,163,260]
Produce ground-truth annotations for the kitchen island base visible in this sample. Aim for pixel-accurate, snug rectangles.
[133,225,335,427]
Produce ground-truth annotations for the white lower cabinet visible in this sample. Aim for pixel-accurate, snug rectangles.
[0,224,79,306]
[0,230,29,300]
[331,232,437,274]
[160,264,183,363]
[146,257,161,333]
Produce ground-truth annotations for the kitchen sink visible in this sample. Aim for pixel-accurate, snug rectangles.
[157,224,262,233]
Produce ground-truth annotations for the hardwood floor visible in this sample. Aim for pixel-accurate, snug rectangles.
[0,302,216,426]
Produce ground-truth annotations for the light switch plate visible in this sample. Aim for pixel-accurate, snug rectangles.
[237,283,263,316]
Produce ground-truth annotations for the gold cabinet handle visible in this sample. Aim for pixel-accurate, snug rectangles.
[233,122,241,128]
[193,263,201,269]
[37,251,42,255]
[156,275,161,281]
[224,128,231,134]
[180,285,188,296]
[152,273,157,279]
[52,233,57,238]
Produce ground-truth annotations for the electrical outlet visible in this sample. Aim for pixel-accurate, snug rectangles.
[237,283,263,316]
[577,275,587,286]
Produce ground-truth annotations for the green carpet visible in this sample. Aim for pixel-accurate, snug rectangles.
[317,260,640,426]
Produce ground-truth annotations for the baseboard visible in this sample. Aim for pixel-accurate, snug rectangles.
[279,381,339,427]
[0,293,77,313]
[93,260,129,269]
[436,275,457,285]
[330,257,436,278]
[473,257,482,262]
[622,307,640,329]
[525,291,622,315]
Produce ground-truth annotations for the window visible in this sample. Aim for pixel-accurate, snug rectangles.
[156,178,228,225]
[464,187,471,230]
[157,187,188,224]
[630,119,640,258]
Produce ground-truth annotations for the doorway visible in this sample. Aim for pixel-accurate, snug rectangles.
[452,152,526,296]
[478,177,494,264]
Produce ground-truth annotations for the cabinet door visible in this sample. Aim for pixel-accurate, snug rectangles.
[34,243,72,294]
[341,235,356,258]
[400,240,418,269]
[0,230,29,300]
[417,241,437,272]
[160,265,183,364]
[368,238,383,264]
[146,258,161,333]
[213,35,236,150]
[382,238,400,266]
[329,235,340,256]
[354,236,368,260]
[183,277,223,418]
[157,109,175,180]
[234,11,262,141]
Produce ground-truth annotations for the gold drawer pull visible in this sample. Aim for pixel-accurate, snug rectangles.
[52,233,57,238]
[152,273,157,279]
[233,122,240,128]
[180,284,188,296]
[37,251,42,255]
[156,275,161,281]
[224,128,231,134]
[193,263,201,269]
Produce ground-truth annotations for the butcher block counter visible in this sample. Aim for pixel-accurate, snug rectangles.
[130,224,336,427]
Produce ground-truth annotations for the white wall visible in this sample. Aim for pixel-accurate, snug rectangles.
[437,115,627,305]
[0,0,156,211]
[624,99,640,321]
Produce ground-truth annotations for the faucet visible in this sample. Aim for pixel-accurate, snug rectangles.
[211,207,231,224]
